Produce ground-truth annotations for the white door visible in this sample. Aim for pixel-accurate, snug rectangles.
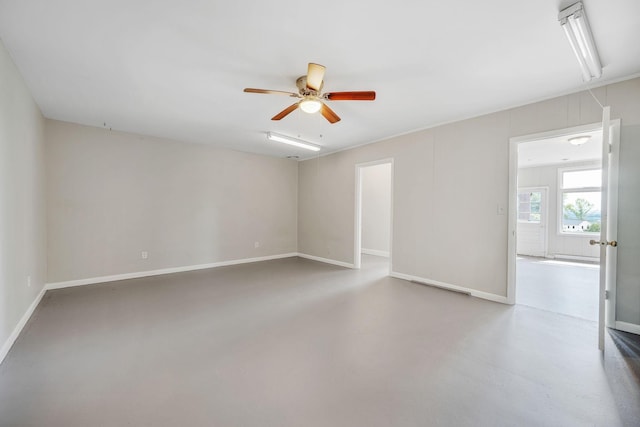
[594,108,620,350]
[517,187,547,257]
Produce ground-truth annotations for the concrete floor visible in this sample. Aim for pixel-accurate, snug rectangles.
[0,255,633,426]
[516,256,599,321]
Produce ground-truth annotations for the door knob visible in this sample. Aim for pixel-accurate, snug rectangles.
[589,239,618,247]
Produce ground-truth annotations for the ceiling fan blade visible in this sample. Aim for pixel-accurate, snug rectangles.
[324,91,376,101]
[244,88,300,97]
[271,103,300,121]
[320,103,341,124]
[306,63,326,91]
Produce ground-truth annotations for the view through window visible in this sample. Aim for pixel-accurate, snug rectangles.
[518,191,542,223]
[560,168,602,234]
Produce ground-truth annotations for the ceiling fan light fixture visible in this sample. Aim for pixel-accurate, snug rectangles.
[568,135,591,145]
[266,132,321,152]
[299,98,322,114]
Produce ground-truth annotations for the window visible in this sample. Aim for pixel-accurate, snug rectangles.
[559,168,601,234]
[518,190,542,223]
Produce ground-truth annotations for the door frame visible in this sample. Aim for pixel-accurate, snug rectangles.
[507,120,620,313]
[354,158,394,271]
[516,186,549,257]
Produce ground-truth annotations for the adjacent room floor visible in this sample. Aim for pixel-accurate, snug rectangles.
[0,255,636,426]
[516,256,599,321]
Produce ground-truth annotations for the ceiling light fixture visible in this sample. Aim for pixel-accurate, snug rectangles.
[568,135,591,145]
[558,2,602,82]
[266,132,321,152]
[299,98,322,114]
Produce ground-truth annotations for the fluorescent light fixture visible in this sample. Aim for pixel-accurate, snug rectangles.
[559,2,602,81]
[266,132,321,152]
[568,135,591,145]
[299,98,322,114]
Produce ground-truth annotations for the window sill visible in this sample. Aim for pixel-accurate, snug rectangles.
[557,232,599,237]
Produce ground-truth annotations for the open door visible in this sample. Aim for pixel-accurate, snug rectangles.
[507,116,621,349]
[593,107,620,350]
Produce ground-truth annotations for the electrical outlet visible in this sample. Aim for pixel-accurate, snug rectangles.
[27,275,31,287]
[254,241,260,248]
[141,251,148,259]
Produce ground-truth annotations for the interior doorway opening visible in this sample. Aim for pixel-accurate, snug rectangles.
[513,126,603,321]
[354,160,393,272]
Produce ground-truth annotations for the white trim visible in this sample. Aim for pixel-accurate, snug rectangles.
[507,136,518,304]
[615,321,640,336]
[390,271,508,304]
[46,253,299,290]
[353,158,395,169]
[0,286,47,365]
[388,161,395,276]
[361,248,390,258]
[510,121,609,144]
[553,254,599,263]
[556,165,602,237]
[354,158,394,273]
[302,74,640,161]
[2,251,351,365]
[354,164,363,269]
[507,119,621,308]
[297,253,354,269]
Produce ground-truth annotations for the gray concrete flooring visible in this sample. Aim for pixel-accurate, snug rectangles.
[516,256,599,321]
[0,255,633,426]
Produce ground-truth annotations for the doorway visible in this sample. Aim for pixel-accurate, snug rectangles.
[509,124,607,322]
[354,159,393,272]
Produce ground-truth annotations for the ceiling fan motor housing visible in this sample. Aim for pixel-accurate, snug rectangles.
[296,76,322,96]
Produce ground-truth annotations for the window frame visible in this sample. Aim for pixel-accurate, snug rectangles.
[517,188,544,224]
[557,165,602,236]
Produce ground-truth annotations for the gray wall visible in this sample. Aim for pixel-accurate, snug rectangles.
[46,120,298,283]
[0,40,47,351]
[361,163,391,255]
[298,77,640,319]
[518,160,600,259]
[3,35,639,346]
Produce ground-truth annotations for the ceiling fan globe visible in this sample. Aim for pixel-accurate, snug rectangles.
[300,98,322,114]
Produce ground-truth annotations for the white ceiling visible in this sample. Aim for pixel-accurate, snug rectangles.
[518,129,602,168]
[1,0,639,159]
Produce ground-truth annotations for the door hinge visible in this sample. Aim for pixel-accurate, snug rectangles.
[605,290,610,300]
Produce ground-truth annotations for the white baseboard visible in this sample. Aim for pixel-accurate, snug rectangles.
[553,254,599,263]
[517,251,546,257]
[390,271,508,304]
[1,252,299,365]
[297,253,354,269]
[615,321,640,336]
[6,254,488,366]
[361,248,390,258]
[46,253,299,290]
[0,286,47,365]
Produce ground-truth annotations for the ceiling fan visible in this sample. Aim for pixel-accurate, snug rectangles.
[243,63,375,124]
